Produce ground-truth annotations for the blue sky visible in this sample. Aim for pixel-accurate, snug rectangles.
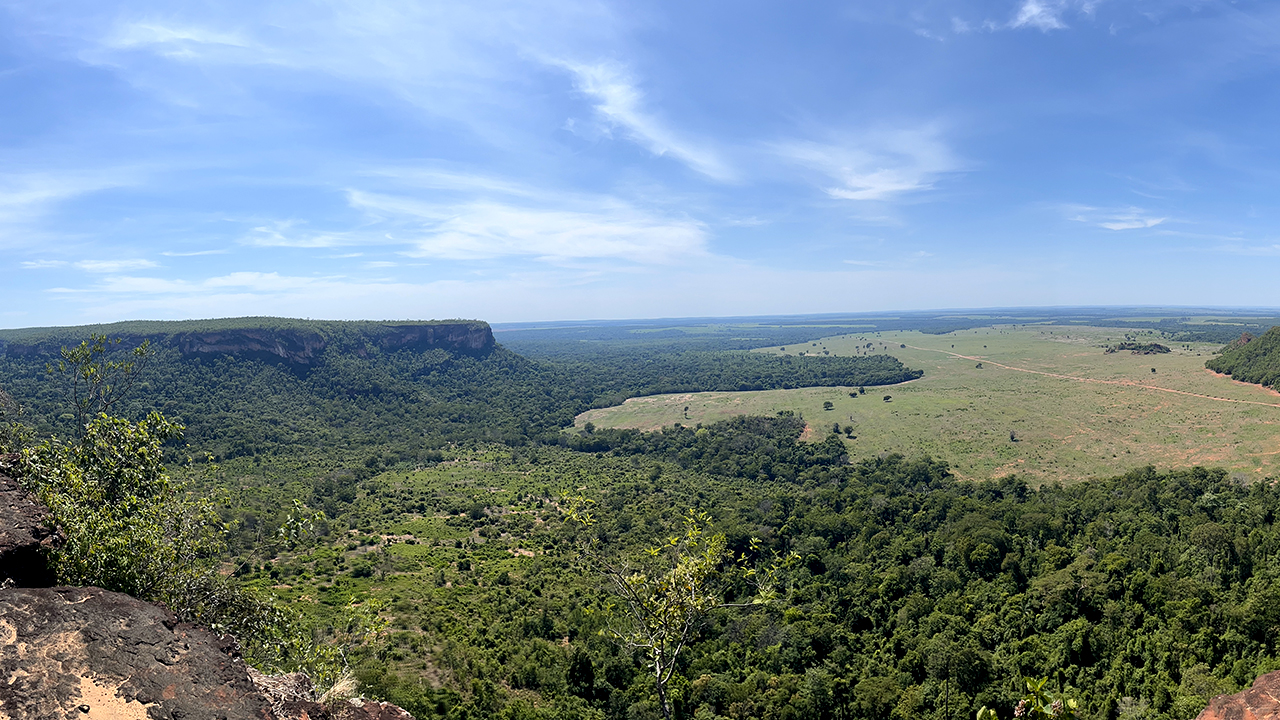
[3,0,1279,327]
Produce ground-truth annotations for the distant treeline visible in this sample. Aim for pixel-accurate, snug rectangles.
[496,309,1280,354]
[573,352,921,409]
[571,414,852,483]
[1206,327,1280,388]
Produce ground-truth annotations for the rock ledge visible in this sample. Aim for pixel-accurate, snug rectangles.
[1196,670,1280,720]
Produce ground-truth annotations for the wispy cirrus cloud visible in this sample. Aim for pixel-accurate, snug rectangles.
[53,271,355,297]
[161,249,229,257]
[350,191,708,264]
[773,125,960,202]
[83,1,624,136]
[559,61,733,181]
[238,170,709,265]
[105,22,256,58]
[1011,0,1069,30]
[241,221,370,249]
[1067,205,1167,230]
[75,259,160,273]
[1009,0,1101,32]
[0,171,134,248]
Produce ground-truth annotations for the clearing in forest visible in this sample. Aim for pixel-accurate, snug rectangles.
[575,325,1280,484]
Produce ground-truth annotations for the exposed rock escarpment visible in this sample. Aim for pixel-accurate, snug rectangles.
[0,319,493,366]
[0,586,274,720]
[1196,670,1280,720]
[0,474,62,588]
[171,323,492,365]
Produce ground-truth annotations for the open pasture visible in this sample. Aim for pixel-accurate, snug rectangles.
[576,325,1280,484]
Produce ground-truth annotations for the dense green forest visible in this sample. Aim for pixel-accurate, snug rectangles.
[1206,327,1280,389]
[201,418,1280,720]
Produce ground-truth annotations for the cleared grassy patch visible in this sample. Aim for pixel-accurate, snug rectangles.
[576,325,1280,484]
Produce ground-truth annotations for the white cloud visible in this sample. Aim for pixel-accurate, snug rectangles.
[1011,0,1069,31]
[92,271,338,295]
[161,249,229,257]
[348,191,708,264]
[1099,217,1165,231]
[239,170,711,264]
[75,259,160,273]
[80,1,625,144]
[1067,205,1167,230]
[1009,0,1103,31]
[773,126,960,202]
[21,260,68,269]
[241,221,368,249]
[0,171,133,248]
[559,62,733,181]
[106,22,254,58]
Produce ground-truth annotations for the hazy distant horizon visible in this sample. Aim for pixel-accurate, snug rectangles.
[4,304,1280,335]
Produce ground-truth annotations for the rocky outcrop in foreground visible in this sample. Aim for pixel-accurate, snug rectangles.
[0,478,415,720]
[1196,670,1280,720]
[0,473,62,588]
[0,586,274,720]
[0,586,419,720]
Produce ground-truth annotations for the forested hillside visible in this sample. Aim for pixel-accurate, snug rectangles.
[1206,327,1280,388]
[0,318,922,458]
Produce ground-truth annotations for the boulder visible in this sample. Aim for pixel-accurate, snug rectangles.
[248,669,415,720]
[0,473,62,587]
[1197,670,1280,720]
[0,586,273,720]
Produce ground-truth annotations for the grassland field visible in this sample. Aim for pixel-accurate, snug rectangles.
[574,324,1280,485]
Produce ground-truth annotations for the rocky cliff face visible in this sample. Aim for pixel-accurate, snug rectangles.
[1196,671,1280,720]
[172,323,493,365]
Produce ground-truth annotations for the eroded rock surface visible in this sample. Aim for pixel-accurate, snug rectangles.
[248,669,414,720]
[0,586,273,720]
[0,473,61,587]
[1197,670,1280,720]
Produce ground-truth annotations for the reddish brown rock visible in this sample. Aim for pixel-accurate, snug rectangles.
[0,473,62,588]
[1197,670,1280,720]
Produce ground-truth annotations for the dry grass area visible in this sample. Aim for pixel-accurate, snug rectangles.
[576,325,1280,485]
